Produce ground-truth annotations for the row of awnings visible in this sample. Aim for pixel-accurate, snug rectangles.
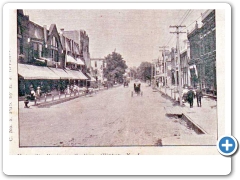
[66,55,85,65]
[18,64,92,80]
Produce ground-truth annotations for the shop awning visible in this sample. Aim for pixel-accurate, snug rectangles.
[18,64,59,79]
[86,73,96,81]
[76,58,85,65]
[49,67,72,79]
[65,69,88,80]
[66,55,77,64]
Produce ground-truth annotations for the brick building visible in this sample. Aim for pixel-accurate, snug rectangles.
[187,9,216,93]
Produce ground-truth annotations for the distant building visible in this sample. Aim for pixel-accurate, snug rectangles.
[170,47,178,86]
[161,50,171,86]
[180,40,191,86]
[90,58,106,83]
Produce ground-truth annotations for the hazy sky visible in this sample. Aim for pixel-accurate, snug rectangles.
[24,9,206,67]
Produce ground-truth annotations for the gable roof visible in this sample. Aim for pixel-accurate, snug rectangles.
[48,24,63,49]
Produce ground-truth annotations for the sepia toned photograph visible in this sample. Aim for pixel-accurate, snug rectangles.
[16,8,218,150]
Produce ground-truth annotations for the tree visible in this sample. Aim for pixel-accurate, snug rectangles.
[103,52,128,82]
[137,62,152,81]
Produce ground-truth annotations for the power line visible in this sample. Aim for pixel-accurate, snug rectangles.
[180,10,192,25]
[164,9,191,46]
[183,15,202,31]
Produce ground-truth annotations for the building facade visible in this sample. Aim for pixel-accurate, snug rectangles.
[187,9,216,93]
[62,30,91,70]
[180,40,191,87]
[17,10,89,96]
[90,58,106,83]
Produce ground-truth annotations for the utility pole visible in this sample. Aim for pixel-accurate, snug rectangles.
[159,46,169,94]
[151,61,153,87]
[170,25,186,106]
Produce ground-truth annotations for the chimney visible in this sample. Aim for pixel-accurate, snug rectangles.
[60,28,64,34]
[59,28,64,49]
[43,25,47,43]
[195,21,198,29]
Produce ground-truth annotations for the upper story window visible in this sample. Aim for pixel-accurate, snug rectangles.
[51,36,58,48]
[33,43,43,58]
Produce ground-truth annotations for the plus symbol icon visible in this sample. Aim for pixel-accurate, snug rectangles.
[217,136,238,156]
[222,139,233,151]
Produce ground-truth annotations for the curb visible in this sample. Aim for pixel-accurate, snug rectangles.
[154,87,207,135]
[32,84,122,108]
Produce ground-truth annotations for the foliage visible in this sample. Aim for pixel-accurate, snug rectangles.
[136,62,153,81]
[103,52,128,82]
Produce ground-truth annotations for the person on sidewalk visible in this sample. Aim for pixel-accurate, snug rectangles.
[36,86,41,101]
[187,86,195,108]
[30,87,36,101]
[195,86,203,107]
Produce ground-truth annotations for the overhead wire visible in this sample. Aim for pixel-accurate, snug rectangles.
[164,10,203,48]
[164,9,191,47]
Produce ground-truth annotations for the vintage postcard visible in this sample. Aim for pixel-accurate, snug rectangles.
[3,3,233,175]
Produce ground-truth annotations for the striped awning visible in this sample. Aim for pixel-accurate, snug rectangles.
[66,55,77,64]
[76,58,85,65]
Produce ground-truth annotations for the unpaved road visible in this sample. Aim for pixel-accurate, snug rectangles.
[19,82,196,147]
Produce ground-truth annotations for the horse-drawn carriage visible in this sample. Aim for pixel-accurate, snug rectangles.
[123,81,129,87]
[131,81,143,97]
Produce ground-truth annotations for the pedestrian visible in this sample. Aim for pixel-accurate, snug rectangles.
[195,86,203,107]
[36,86,41,100]
[187,86,195,108]
[30,87,36,101]
[24,95,30,108]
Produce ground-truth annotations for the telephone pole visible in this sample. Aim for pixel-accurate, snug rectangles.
[159,46,169,94]
[170,25,186,106]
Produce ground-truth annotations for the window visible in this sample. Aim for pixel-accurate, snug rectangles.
[51,36,58,47]
[39,44,43,57]
[52,49,59,62]
[95,61,97,67]
[33,43,38,58]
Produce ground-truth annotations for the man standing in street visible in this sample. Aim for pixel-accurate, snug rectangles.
[187,86,195,108]
[195,86,203,107]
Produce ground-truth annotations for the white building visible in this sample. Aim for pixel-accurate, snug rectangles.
[90,58,106,83]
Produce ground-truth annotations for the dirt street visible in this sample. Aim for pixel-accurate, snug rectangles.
[19,82,199,147]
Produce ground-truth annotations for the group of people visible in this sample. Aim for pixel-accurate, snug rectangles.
[183,86,203,108]
[24,86,42,108]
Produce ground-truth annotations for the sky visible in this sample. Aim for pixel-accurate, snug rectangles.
[24,9,206,67]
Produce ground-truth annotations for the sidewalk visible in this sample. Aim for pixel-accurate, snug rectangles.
[19,84,122,109]
[155,86,217,136]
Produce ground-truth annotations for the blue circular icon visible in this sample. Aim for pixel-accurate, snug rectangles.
[217,136,238,156]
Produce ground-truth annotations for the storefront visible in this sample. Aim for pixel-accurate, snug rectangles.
[18,63,88,96]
